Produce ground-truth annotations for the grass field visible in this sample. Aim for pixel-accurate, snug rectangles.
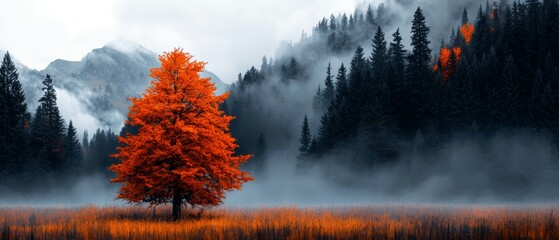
[0,204,558,239]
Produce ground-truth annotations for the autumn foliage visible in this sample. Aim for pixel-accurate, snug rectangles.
[460,23,474,44]
[434,47,462,81]
[110,49,252,219]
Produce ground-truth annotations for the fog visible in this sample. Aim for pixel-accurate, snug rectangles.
[225,130,559,207]
[56,87,108,140]
[3,0,558,207]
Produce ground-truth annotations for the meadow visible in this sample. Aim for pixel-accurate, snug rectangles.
[0,204,557,239]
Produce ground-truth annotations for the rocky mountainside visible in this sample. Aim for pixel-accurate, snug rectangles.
[1,40,228,131]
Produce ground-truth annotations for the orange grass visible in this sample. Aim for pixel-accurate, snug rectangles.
[0,204,558,239]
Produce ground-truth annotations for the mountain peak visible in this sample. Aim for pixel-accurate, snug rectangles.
[103,38,153,55]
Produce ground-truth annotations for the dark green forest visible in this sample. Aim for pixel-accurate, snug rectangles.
[226,0,559,174]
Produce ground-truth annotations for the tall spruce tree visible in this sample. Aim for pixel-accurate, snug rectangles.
[32,74,65,173]
[64,121,82,174]
[371,26,388,79]
[389,28,406,77]
[405,7,432,134]
[312,85,323,113]
[366,5,375,25]
[82,130,89,154]
[0,52,30,175]
[348,47,368,131]
[473,6,491,59]
[317,63,348,152]
[298,115,312,155]
[322,63,335,108]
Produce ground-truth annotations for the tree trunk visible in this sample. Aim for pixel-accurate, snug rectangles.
[172,191,182,221]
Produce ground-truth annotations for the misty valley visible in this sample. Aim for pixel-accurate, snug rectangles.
[1,0,559,239]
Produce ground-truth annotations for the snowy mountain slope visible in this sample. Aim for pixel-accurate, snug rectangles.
[1,40,229,132]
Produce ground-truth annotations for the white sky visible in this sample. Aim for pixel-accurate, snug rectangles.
[0,0,361,83]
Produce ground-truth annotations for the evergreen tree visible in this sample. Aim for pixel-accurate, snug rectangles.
[389,28,406,76]
[473,6,491,59]
[410,7,432,69]
[298,115,312,154]
[341,14,348,30]
[329,14,337,31]
[348,47,368,130]
[82,130,89,154]
[64,120,82,173]
[322,63,335,107]
[86,128,118,176]
[312,85,323,113]
[371,26,388,78]
[388,28,407,128]
[0,52,30,175]
[462,8,470,24]
[31,74,65,173]
[404,7,432,134]
[335,63,348,102]
[366,5,375,25]
[317,64,348,151]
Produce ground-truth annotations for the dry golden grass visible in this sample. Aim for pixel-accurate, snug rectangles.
[0,204,558,239]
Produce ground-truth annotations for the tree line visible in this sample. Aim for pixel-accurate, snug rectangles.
[223,1,559,174]
[0,53,119,191]
[297,0,559,169]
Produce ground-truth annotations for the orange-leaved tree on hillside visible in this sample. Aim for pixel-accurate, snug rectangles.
[110,48,252,220]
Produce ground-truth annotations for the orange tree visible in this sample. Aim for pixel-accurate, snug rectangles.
[111,49,252,220]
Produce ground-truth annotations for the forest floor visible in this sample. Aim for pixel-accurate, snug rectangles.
[0,204,558,239]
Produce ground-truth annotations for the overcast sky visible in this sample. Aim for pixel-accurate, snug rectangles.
[0,0,373,83]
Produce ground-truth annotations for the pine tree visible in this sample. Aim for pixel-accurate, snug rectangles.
[366,5,375,25]
[473,6,491,59]
[348,47,368,130]
[341,14,348,30]
[31,74,65,173]
[0,52,30,175]
[64,120,82,173]
[410,7,432,69]
[317,64,348,152]
[82,130,89,154]
[371,26,388,78]
[462,8,470,24]
[389,28,406,77]
[322,63,335,107]
[312,85,323,113]
[329,14,337,31]
[298,115,312,154]
[335,63,348,102]
[404,7,432,134]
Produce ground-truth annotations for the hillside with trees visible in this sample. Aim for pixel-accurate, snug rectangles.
[226,0,559,184]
